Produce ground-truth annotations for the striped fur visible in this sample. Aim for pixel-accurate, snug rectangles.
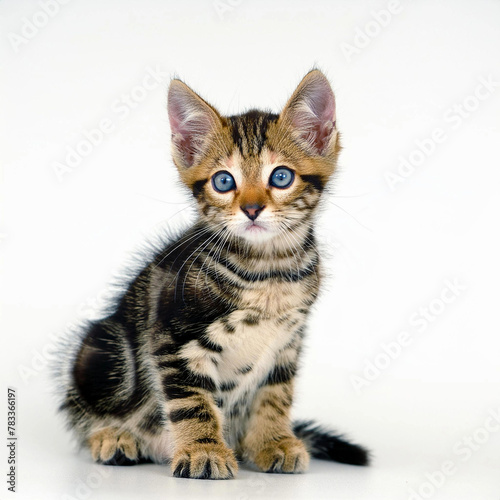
[55,70,369,479]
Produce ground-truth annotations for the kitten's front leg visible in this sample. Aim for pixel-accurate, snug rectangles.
[159,356,238,479]
[242,379,310,474]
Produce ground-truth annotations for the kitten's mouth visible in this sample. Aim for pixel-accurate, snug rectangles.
[245,222,266,232]
[235,220,276,243]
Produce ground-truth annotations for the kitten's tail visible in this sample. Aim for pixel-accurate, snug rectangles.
[292,420,370,466]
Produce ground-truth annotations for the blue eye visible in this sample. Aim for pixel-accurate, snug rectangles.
[212,171,236,193]
[270,167,294,189]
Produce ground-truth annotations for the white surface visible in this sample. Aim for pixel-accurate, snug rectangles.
[1,0,500,499]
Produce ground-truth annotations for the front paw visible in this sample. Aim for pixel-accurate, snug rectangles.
[172,442,238,480]
[252,437,310,473]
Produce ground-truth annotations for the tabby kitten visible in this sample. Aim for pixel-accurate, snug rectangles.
[55,69,369,479]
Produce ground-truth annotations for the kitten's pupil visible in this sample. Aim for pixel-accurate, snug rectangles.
[270,167,294,189]
[212,171,236,193]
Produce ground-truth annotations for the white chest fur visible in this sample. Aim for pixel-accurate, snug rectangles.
[178,306,305,390]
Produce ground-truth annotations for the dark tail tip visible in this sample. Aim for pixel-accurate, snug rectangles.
[293,420,371,466]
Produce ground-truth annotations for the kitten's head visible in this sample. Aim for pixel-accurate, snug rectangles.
[167,70,340,247]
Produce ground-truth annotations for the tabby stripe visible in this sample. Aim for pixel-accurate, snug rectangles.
[220,317,235,333]
[260,397,287,416]
[163,369,216,393]
[229,111,278,156]
[169,404,212,423]
[192,179,208,197]
[215,254,317,282]
[262,363,297,386]
[139,410,165,433]
[203,265,245,290]
[181,372,216,392]
[163,383,199,400]
[300,174,325,192]
[219,381,237,392]
[238,364,253,374]
[195,437,219,444]
[242,314,259,325]
[198,335,223,353]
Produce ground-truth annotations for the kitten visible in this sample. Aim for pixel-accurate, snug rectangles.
[54,69,369,479]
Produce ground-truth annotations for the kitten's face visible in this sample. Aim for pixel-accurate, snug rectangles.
[168,70,340,248]
[193,133,335,245]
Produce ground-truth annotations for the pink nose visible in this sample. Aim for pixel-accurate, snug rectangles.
[241,204,265,221]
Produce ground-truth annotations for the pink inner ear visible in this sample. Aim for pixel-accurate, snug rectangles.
[290,76,336,155]
[168,88,214,167]
[300,119,334,154]
[168,93,187,134]
[172,127,198,167]
[307,79,336,124]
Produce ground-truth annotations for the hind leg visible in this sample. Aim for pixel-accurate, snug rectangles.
[89,427,144,466]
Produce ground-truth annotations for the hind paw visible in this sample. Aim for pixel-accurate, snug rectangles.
[89,428,140,465]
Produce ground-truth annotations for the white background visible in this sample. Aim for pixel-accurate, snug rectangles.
[1,0,499,499]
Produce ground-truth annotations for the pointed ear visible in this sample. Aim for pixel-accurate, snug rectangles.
[280,70,337,156]
[168,80,222,169]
